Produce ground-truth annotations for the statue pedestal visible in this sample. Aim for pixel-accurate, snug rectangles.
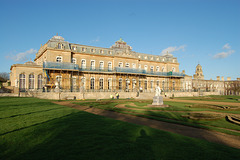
[152,96,163,106]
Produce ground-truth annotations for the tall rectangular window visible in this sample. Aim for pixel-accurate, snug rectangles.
[90,78,95,90]
[162,81,165,90]
[144,80,147,90]
[119,79,122,90]
[19,74,25,91]
[108,79,112,90]
[38,74,42,89]
[29,74,34,89]
[156,80,160,87]
[99,78,103,90]
[138,64,141,69]
[99,61,104,70]
[90,60,95,70]
[150,80,153,89]
[72,77,77,90]
[139,80,141,88]
[144,65,148,71]
[132,79,136,89]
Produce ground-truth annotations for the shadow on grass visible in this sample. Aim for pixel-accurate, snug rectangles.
[1,111,240,160]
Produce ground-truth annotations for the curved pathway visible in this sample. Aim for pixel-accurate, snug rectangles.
[164,98,240,107]
[53,101,240,149]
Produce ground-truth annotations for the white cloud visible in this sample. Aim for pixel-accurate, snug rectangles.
[213,43,234,59]
[161,45,186,55]
[223,43,231,50]
[6,48,37,62]
[213,50,234,59]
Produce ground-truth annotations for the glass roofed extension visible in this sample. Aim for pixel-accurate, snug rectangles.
[43,62,185,77]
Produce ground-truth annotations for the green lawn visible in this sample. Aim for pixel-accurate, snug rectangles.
[175,95,240,103]
[0,97,240,160]
[74,99,240,136]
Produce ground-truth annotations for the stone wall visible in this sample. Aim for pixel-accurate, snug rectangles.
[0,91,220,100]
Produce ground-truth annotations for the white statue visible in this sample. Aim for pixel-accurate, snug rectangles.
[55,82,59,89]
[155,86,161,96]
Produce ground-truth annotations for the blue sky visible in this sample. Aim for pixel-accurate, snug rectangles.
[0,0,239,80]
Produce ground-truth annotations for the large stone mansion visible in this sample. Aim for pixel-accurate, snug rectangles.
[9,35,239,99]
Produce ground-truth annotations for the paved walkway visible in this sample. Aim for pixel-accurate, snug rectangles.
[53,101,240,149]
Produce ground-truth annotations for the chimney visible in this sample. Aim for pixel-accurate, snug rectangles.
[227,77,231,81]
[182,70,185,74]
[217,76,220,81]
[221,76,224,81]
[237,78,240,81]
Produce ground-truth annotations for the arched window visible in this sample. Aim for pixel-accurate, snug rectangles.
[56,56,62,62]
[99,61,104,70]
[29,74,34,90]
[172,67,175,72]
[150,66,154,72]
[90,60,95,70]
[108,62,112,71]
[144,65,148,71]
[19,74,25,91]
[81,59,86,69]
[118,62,123,68]
[38,74,43,89]
[71,58,76,64]
[58,43,62,49]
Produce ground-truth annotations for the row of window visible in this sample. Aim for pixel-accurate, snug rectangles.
[58,43,113,54]
[55,56,176,72]
[82,77,172,90]
[56,42,177,63]
[19,74,43,90]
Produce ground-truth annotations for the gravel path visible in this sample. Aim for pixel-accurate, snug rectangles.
[53,101,240,149]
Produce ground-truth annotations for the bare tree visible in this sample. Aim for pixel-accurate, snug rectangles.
[0,72,9,81]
